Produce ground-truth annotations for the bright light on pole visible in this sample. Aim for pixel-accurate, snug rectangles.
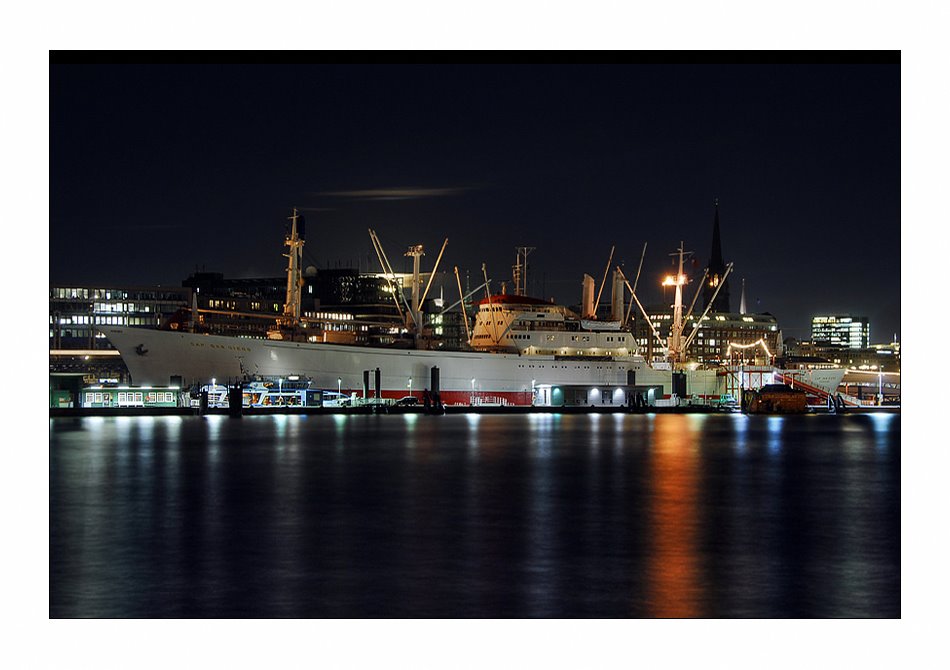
[338,377,342,395]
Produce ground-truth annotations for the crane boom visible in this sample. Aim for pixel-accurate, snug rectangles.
[368,229,414,327]
[594,245,615,317]
[453,266,472,343]
[617,266,667,354]
[682,262,734,353]
[420,238,449,305]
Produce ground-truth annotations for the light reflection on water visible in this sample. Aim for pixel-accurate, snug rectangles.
[648,415,700,617]
[50,413,900,618]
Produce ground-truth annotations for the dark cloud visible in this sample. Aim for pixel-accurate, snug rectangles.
[315,186,476,201]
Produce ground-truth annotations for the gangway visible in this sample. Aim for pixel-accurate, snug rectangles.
[773,371,872,408]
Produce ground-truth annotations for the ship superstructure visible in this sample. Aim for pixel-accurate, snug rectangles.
[469,294,632,357]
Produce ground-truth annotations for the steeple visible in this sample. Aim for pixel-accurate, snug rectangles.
[739,277,747,315]
[702,198,731,312]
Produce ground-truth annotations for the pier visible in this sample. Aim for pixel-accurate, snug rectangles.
[48,402,898,418]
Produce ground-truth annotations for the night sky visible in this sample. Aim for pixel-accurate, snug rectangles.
[50,63,900,341]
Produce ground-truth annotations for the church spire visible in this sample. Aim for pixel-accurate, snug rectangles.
[702,198,731,312]
[739,277,747,315]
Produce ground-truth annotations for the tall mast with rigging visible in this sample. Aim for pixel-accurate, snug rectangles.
[268,208,306,340]
[662,241,690,363]
[282,208,305,324]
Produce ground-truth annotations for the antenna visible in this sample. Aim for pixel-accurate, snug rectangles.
[512,246,535,296]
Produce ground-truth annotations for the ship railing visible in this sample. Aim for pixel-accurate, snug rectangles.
[473,396,510,407]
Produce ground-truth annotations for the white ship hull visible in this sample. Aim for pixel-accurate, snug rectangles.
[103,326,845,407]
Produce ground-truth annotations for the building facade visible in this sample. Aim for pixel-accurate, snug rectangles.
[50,285,192,350]
[633,308,782,365]
[811,315,870,349]
[179,269,402,342]
[784,337,900,372]
[50,284,192,381]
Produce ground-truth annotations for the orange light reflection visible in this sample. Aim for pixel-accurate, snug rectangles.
[646,414,703,617]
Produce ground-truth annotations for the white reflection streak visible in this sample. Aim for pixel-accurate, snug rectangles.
[136,417,156,467]
[870,413,893,452]
[113,416,133,475]
[272,418,303,615]
[526,414,555,615]
[588,414,601,457]
[205,415,223,460]
[287,415,301,454]
[767,416,783,456]
[466,413,480,461]
[731,414,749,456]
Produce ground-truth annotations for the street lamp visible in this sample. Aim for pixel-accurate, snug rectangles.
[338,377,342,396]
[408,376,413,398]
[471,377,476,406]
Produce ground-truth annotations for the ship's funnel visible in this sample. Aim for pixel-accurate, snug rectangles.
[582,274,595,319]
[610,268,624,321]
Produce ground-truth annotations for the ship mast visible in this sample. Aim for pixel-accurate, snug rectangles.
[284,208,305,323]
[405,244,425,332]
[512,246,535,296]
[270,208,306,339]
[663,241,690,363]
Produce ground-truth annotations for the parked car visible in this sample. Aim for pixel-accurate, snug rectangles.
[395,396,419,406]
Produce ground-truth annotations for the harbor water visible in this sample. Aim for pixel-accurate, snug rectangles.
[49,412,900,617]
